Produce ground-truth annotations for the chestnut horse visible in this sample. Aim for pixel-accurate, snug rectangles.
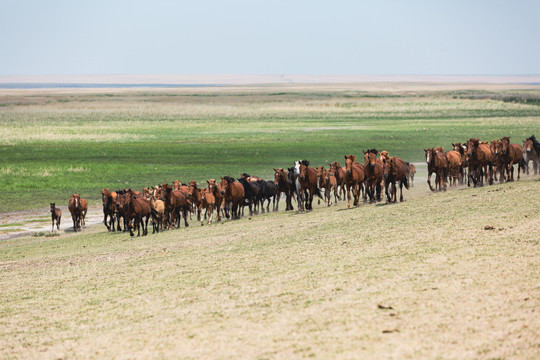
[220,176,245,220]
[274,168,294,211]
[207,179,224,222]
[445,150,463,186]
[162,183,190,229]
[408,163,416,187]
[188,181,203,221]
[424,147,448,192]
[344,155,365,208]
[363,150,383,203]
[101,188,117,231]
[295,160,321,211]
[126,189,152,236]
[523,136,540,175]
[466,138,493,187]
[500,137,524,182]
[324,167,339,206]
[68,194,87,232]
[50,203,61,232]
[452,142,468,182]
[383,157,409,203]
[329,161,346,200]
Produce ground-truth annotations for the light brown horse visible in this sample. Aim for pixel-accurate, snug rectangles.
[408,163,416,187]
[50,203,61,232]
[445,150,463,186]
[200,188,216,225]
[452,142,468,182]
[295,160,321,211]
[424,148,448,191]
[188,181,203,221]
[363,150,383,203]
[324,168,339,206]
[145,193,165,234]
[220,176,245,220]
[466,138,493,187]
[68,194,88,232]
[273,168,294,211]
[207,179,224,221]
[329,161,346,200]
[500,137,524,182]
[383,156,409,203]
[523,137,540,175]
[344,155,365,208]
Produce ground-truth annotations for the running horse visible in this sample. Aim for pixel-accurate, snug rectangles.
[500,137,525,182]
[424,147,448,191]
[207,179,224,221]
[68,194,88,232]
[523,136,540,175]
[465,138,493,187]
[220,176,245,220]
[101,188,118,231]
[343,155,365,208]
[273,168,294,211]
[383,156,409,203]
[295,160,321,211]
[363,150,383,203]
[329,161,346,200]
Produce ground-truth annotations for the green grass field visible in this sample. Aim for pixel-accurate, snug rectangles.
[1,85,539,212]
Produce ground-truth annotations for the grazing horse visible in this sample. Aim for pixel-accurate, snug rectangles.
[68,194,87,232]
[500,137,524,182]
[466,138,493,187]
[424,148,448,192]
[445,150,463,186]
[383,157,409,203]
[363,150,383,203]
[329,161,346,200]
[274,168,294,211]
[523,136,540,175]
[207,179,224,222]
[220,176,245,220]
[295,160,321,211]
[161,183,190,229]
[101,188,117,231]
[200,188,216,225]
[408,163,416,187]
[50,203,61,232]
[344,155,365,208]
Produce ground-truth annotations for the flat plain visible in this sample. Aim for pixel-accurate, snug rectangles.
[0,82,539,359]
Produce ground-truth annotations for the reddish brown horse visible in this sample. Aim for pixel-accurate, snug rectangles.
[500,137,524,182]
[329,161,346,200]
[466,138,493,187]
[162,183,190,229]
[344,155,365,208]
[523,137,540,175]
[295,160,321,211]
[445,150,463,186]
[50,203,61,232]
[274,168,294,211]
[383,157,409,203]
[424,147,448,191]
[126,189,152,236]
[101,188,118,231]
[408,163,416,187]
[452,142,468,182]
[220,176,245,220]
[188,181,203,221]
[207,179,224,222]
[324,167,339,206]
[68,194,87,232]
[363,150,383,203]
[200,188,216,225]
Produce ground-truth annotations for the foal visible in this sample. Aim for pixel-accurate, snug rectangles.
[50,203,62,231]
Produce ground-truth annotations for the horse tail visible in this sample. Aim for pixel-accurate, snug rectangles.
[403,174,410,190]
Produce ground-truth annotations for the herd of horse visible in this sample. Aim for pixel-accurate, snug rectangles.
[59,135,540,236]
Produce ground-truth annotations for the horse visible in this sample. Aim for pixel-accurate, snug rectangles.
[344,155,365,208]
[383,157,409,203]
[200,188,216,225]
[523,136,540,175]
[258,180,277,213]
[238,177,260,216]
[323,167,339,206]
[68,194,87,232]
[445,150,463,186]
[273,168,294,211]
[187,181,203,221]
[490,139,505,182]
[144,193,165,233]
[50,203,61,232]
[408,163,416,187]
[363,150,383,203]
[500,137,524,182]
[101,188,118,231]
[452,143,468,182]
[220,176,245,220]
[207,179,224,221]
[161,183,190,229]
[329,161,346,200]
[466,138,493,187]
[424,147,448,191]
[295,160,322,211]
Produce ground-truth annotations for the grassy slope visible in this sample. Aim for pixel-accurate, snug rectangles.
[1,87,539,212]
[0,177,539,359]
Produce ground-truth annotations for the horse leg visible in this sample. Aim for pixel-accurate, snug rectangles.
[427,171,435,192]
[399,181,404,202]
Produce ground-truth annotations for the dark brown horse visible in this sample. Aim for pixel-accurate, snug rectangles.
[274,168,294,211]
[188,181,203,221]
[424,147,448,191]
[295,160,321,211]
[220,176,245,220]
[162,183,190,229]
[126,189,152,236]
[68,194,87,232]
[523,136,540,175]
[50,203,61,232]
[363,150,383,203]
[101,188,118,231]
[383,157,409,203]
[500,137,524,182]
[466,138,493,187]
[344,155,365,208]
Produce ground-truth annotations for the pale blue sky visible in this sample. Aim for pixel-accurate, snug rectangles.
[1,0,539,75]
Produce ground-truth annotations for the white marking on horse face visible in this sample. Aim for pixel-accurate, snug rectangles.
[294,161,301,175]
[426,151,431,164]
[75,197,79,208]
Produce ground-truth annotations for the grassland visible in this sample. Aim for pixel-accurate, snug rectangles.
[1,84,539,212]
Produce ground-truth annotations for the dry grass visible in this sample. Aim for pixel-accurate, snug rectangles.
[0,177,539,359]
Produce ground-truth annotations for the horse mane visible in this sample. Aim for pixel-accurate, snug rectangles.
[501,136,510,143]
[241,173,251,178]
[300,160,310,166]
[368,148,378,154]
[224,176,236,183]
[527,135,540,153]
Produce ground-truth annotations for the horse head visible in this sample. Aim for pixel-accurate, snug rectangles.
[344,155,356,175]
[500,137,511,155]
[50,203,55,213]
[466,139,479,158]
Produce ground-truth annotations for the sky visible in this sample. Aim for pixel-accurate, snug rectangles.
[1,0,539,76]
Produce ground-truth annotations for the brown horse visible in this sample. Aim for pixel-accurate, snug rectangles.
[161,183,190,229]
[125,189,152,236]
[523,137,540,175]
[500,137,524,182]
[329,161,346,200]
[445,150,463,186]
[207,179,224,222]
[101,188,118,231]
[50,203,61,232]
[145,194,165,234]
[490,139,505,182]
[68,194,87,232]
[344,155,365,208]
[408,163,416,187]
[383,156,409,203]
[200,188,216,225]
[466,138,493,187]
[220,176,245,220]
[324,167,339,206]
[424,148,448,191]
[188,181,203,221]
[363,150,383,203]
[295,160,321,211]
[274,168,294,211]
[452,142,468,182]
